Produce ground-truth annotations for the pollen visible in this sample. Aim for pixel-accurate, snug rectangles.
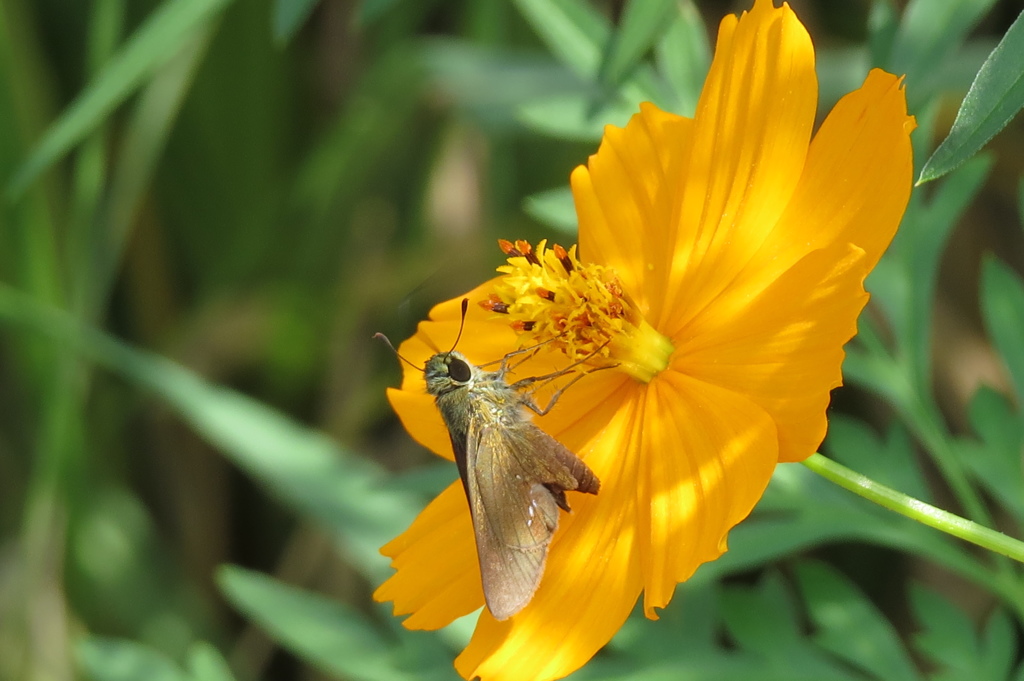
[483,240,674,383]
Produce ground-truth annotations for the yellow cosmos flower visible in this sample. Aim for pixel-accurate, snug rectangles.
[375,0,915,679]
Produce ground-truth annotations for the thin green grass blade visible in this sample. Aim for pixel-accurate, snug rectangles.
[919,8,1024,183]
[6,0,232,198]
[0,3,63,307]
[86,24,214,317]
[62,0,126,366]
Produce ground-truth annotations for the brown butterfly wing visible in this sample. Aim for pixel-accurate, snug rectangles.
[466,419,599,620]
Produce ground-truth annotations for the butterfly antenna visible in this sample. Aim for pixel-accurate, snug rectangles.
[373,333,424,373]
[446,298,469,354]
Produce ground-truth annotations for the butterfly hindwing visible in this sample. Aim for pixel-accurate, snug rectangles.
[464,418,598,620]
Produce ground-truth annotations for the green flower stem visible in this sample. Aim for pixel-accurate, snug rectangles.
[853,321,995,528]
[802,453,1024,563]
[906,394,995,528]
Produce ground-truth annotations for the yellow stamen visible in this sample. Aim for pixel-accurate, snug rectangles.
[483,240,674,383]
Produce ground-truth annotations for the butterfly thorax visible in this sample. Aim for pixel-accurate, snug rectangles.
[424,351,526,439]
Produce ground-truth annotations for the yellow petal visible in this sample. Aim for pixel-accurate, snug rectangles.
[661,0,817,333]
[388,387,455,462]
[695,69,914,317]
[637,372,778,613]
[455,389,644,681]
[749,68,914,281]
[573,103,693,321]
[677,243,870,462]
[373,481,484,629]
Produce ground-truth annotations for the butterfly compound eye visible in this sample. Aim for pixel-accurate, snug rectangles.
[448,357,472,383]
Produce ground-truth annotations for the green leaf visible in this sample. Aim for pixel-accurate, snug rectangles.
[523,185,578,234]
[0,286,423,580]
[272,0,319,44]
[1018,175,1024,228]
[816,46,871,111]
[217,566,450,681]
[721,572,802,658]
[797,561,921,681]
[888,0,997,109]
[707,465,992,602]
[512,0,663,106]
[919,8,1024,183]
[825,415,930,502]
[595,0,676,93]
[841,320,912,411]
[423,41,585,133]
[981,256,1024,403]
[186,643,235,681]
[981,610,1016,681]
[908,587,1019,680]
[68,487,207,655]
[512,0,609,80]
[867,0,898,68]
[719,571,864,681]
[611,582,719,660]
[7,0,233,198]
[904,155,990,382]
[867,154,991,395]
[909,584,981,679]
[654,0,710,116]
[356,0,405,26]
[77,637,184,681]
[960,386,1024,521]
[517,94,634,141]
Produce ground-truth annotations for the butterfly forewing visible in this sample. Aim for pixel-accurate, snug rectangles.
[466,418,599,620]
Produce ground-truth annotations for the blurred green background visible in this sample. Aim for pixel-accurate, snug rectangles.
[2,0,1024,679]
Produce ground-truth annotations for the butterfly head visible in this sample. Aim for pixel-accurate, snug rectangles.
[424,351,475,397]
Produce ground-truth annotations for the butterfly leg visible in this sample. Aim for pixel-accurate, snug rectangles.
[522,365,616,416]
[510,341,612,392]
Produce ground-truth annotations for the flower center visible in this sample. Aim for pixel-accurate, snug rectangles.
[481,239,674,383]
